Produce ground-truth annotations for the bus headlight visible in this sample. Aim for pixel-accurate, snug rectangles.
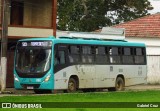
[44,74,51,82]
[14,75,19,82]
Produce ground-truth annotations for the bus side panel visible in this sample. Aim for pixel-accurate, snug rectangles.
[94,65,114,88]
[124,65,147,86]
[54,65,96,90]
[78,65,95,88]
[106,65,147,87]
[53,64,147,90]
[54,66,73,90]
[54,65,94,90]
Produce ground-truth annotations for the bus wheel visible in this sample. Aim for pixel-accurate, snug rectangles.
[67,78,77,93]
[115,77,125,91]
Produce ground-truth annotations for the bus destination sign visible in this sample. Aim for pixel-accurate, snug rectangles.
[21,41,52,47]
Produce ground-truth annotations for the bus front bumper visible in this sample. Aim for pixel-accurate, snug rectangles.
[14,77,54,90]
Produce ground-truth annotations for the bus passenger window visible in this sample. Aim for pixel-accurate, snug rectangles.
[59,51,66,64]
[68,46,80,63]
[109,47,121,64]
[54,52,59,66]
[122,48,134,64]
[82,46,94,64]
[96,47,108,64]
[55,51,66,65]
[135,48,145,64]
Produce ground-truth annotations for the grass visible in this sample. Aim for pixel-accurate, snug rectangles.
[0,90,160,111]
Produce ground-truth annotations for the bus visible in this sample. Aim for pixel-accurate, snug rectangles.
[14,33,147,93]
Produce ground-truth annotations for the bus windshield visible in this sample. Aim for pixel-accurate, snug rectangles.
[16,48,51,74]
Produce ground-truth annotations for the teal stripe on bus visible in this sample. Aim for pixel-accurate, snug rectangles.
[19,37,146,47]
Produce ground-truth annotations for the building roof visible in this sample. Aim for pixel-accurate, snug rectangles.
[112,13,160,38]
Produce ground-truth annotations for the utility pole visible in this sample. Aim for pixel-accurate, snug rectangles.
[0,0,9,92]
[52,0,57,37]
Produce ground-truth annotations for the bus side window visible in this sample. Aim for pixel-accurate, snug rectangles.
[68,45,80,63]
[55,50,66,65]
[96,46,108,64]
[54,51,59,65]
[109,47,121,64]
[82,46,94,63]
[59,51,66,64]
[122,47,134,64]
[134,48,145,64]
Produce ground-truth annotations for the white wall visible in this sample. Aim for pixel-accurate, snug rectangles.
[147,55,160,84]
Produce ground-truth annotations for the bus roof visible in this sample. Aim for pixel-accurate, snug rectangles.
[18,36,146,47]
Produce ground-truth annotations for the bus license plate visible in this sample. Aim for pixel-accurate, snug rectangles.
[27,86,34,89]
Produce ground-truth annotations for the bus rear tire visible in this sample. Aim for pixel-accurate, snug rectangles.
[108,77,125,91]
[115,77,125,91]
[66,78,77,93]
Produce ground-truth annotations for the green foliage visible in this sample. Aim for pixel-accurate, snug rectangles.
[57,0,153,31]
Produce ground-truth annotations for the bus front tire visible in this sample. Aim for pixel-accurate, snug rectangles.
[115,77,125,91]
[66,78,77,93]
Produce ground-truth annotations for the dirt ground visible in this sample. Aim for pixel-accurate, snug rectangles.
[0,84,160,96]
[125,84,160,91]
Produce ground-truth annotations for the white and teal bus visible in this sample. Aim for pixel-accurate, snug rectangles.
[14,33,147,93]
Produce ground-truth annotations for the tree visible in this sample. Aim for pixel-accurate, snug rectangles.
[57,0,153,31]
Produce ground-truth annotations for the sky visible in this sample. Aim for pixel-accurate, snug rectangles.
[148,0,160,14]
